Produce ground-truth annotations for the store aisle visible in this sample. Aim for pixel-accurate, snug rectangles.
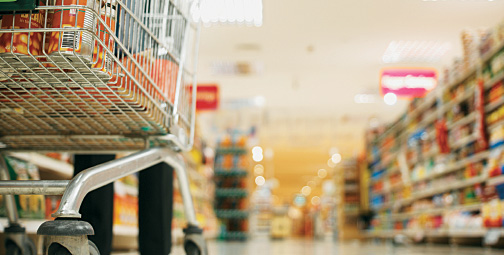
[165,238,503,255]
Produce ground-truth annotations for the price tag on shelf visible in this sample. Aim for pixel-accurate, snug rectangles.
[484,229,500,245]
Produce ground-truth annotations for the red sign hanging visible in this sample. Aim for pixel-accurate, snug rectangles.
[380,68,438,98]
[191,84,219,111]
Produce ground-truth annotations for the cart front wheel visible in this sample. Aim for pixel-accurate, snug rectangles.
[47,240,99,255]
[6,243,21,255]
[6,238,36,255]
[184,241,201,255]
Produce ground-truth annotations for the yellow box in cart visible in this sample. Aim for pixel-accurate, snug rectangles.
[0,156,45,219]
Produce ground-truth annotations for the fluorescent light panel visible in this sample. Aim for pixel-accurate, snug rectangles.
[192,0,263,26]
[382,40,451,63]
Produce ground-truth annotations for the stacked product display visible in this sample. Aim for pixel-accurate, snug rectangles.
[366,19,504,244]
[335,159,361,239]
[214,135,250,241]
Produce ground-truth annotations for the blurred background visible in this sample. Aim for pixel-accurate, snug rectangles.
[4,0,504,253]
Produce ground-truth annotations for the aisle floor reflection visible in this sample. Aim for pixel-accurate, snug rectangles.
[169,237,502,255]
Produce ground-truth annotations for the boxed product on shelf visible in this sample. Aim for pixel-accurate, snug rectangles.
[482,184,502,228]
[488,146,504,177]
[45,195,61,220]
[113,193,138,227]
[0,156,45,219]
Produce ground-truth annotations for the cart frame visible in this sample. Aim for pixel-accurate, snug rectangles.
[0,0,206,253]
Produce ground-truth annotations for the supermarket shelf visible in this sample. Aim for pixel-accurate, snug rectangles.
[214,169,248,177]
[415,175,486,200]
[407,94,438,123]
[113,224,138,237]
[482,38,504,65]
[450,133,478,149]
[413,150,489,183]
[447,112,476,130]
[378,120,404,140]
[219,231,248,240]
[390,203,482,220]
[485,96,504,113]
[381,150,400,167]
[370,166,400,185]
[443,65,478,91]
[215,147,247,155]
[9,152,73,179]
[215,209,249,219]
[488,119,504,133]
[416,111,438,131]
[487,175,504,186]
[484,70,504,90]
[441,89,475,115]
[215,188,248,198]
[371,182,404,196]
[381,175,487,209]
[367,228,492,239]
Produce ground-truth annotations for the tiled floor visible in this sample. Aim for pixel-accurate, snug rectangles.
[163,238,502,255]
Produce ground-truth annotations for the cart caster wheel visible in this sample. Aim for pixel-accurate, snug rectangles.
[184,241,202,255]
[183,226,207,255]
[5,238,36,255]
[47,240,99,255]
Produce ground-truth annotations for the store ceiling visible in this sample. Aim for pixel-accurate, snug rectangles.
[196,0,504,199]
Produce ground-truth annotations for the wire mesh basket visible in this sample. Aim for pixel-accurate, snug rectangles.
[0,0,200,151]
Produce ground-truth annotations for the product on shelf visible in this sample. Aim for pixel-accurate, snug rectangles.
[45,195,61,220]
[0,156,45,219]
[482,185,502,228]
[113,193,138,227]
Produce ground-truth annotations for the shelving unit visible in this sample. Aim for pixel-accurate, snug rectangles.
[335,159,362,240]
[366,30,504,245]
[213,136,250,241]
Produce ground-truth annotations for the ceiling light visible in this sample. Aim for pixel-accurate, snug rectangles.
[318,169,328,178]
[253,153,263,162]
[331,153,342,164]
[301,186,312,196]
[328,159,337,168]
[384,92,398,106]
[193,0,263,26]
[255,176,265,186]
[382,40,451,63]
[254,164,264,175]
[311,196,321,206]
[252,146,263,155]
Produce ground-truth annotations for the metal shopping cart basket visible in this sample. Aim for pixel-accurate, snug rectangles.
[0,0,205,253]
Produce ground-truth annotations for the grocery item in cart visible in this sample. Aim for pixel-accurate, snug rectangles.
[113,51,178,108]
[47,0,99,68]
[0,6,45,68]
[91,3,117,81]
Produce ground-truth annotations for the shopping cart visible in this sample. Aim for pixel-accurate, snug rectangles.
[0,0,205,253]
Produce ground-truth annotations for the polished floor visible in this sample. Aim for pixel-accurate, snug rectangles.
[165,238,503,255]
